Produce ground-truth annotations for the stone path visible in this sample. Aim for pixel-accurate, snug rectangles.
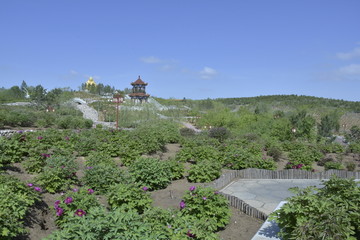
[221,179,326,215]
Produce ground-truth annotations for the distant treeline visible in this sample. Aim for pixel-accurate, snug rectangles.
[214,95,360,112]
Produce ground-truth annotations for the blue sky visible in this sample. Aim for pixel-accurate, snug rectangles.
[1,0,360,101]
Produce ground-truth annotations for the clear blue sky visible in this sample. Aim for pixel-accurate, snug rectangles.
[1,0,360,101]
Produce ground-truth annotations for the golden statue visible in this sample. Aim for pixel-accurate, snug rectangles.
[85,77,97,90]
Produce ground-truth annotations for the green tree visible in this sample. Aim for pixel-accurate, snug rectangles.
[318,113,340,137]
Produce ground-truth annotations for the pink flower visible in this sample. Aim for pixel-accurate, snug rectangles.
[64,197,73,204]
[189,186,196,191]
[87,188,94,194]
[142,186,148,191]
[75,209,86,217]
[27,183,33,187]
[34,187,42,192]
[179,200,186,210]
[54,200,60,208]
[37,136,43,140]
[72,188,78,192]
[202,196,207,200]
[56,207,64,216]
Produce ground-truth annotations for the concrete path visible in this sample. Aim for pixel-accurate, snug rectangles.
[221,179,326,215]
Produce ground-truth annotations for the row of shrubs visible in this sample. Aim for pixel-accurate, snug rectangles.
[0,106,92,129]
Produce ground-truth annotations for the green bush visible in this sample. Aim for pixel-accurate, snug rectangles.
[82,164,127,194]
[35,156,78,193]
[180,127,196,137]
[179,186,231,231]
[209,127,230,142]
[324,161,344,170]
[107,183,153,214]
[52,187,101,227]
[0,175,40,238]
[85,151,116,167]
[188,160,222,183]
[287,147,323,170]
[166,159,185,180]
[45,206,165,240]
[176,145,222,164]
[270,176,360,239]
[129,157,172,190]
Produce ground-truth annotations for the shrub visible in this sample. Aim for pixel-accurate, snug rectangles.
[287,147,323,170]
[129,157,172,190]
[107,183,153,214]
[35,156,78,193]
[52,187,101,227]
[317,157,334,167]
[45,206,165,240]
[324,161,344,170]
[179,186,231,231]
[176,145,222,164]
[180,127,196,137]
[166,159,185,180]
[270,176,360,239]
[267,145,282,161]
[85,151,116,167]
[188,160,222,183]
[0,175,40,238]
[346,162,356,171]
[82,164,127,194]
[209,127,230,142]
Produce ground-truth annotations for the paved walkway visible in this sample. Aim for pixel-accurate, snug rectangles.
[221,179,326,215]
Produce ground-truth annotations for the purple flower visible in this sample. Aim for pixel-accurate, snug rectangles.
[37,136,43,140]
[64,197,73,204]
[75,209,86,217]
[142,186,148,191]
[189,186,196,191]
[56,207,64,216]
[54,200,60,208]
[167,225,172,228]
[87,188,94,194]
[187,230,196,238]
[64,136,70,141]
[179,200,186,210]
[72,188,78,192]
[17,130,23,134]
[86,166,93,169]
[214,191,219,195]
[202,196,207,200]
[27,183,33,187]
[34,187,42,192]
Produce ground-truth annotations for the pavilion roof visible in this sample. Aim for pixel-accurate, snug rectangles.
[131,76,148,86]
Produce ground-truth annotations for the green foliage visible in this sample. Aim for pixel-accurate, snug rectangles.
[346,125,360,142]
[35,156,78,193]
[287,147,323,170]
[318,142,345,153]
[53,187,102,227]
[82,164,127,194]
[176,145,222,164]
[85,151,116,167]
[0,175,40,238]
[166,159,185,180]
[188,160,222,183]
[208,127,230,142]
[129,157,172,190]
[289,110,316,140]
[348,142,360,153]
[107,183,153,214]
[180,186,231,231]
[318,112,340,137]
[270,176,360,239]
[45,206,166,240]
[180,127,196,137]
[324,161,344,170]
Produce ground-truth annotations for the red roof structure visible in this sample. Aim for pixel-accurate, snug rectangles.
[129,76,150,103]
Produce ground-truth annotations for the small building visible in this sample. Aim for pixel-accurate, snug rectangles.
[128,76,150,103]
[85,77,97,91]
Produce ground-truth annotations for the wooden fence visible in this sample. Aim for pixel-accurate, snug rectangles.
[203,168,360,220]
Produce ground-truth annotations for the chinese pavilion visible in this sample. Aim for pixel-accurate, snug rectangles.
[129,76,150,103]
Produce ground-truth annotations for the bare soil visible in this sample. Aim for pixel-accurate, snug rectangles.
[4,143,360,240]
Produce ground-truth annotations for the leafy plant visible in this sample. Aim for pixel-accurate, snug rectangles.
[0,175,40,238]
[270,176,360,239]
[324,161,344,170]
[82,164,127,194]
[129,157,172,190]
[179,186,231,231]
[166,159,185,180]
[107,183,153,214]
[188,160,222,183]
[52,187,101,227]
[209,127,230,142]
[35,156,78,193]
